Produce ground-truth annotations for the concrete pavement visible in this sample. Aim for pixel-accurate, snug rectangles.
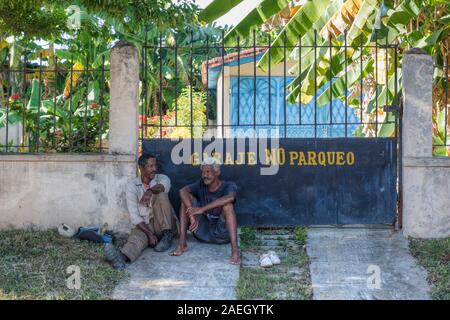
[112,233,239,300]
[306,227,431,300]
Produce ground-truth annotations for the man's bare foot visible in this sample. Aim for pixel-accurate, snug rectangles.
[169,244,188,256]
[229,251,241,265]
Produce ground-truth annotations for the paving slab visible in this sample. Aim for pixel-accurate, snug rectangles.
[306,228,431,300]
[112,234,239,300]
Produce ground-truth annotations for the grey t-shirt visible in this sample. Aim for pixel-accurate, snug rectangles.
[187,180,237,219]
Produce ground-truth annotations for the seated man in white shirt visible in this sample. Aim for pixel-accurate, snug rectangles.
[104,153,179,270]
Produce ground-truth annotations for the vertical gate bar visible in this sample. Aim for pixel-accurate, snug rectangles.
[445,54,449,146]
[175,37,178,127]
[394,44,398,139]
[344,30,348,138]
[36,52,42,152]
[205,36,208,128]
[237,36,240,126]
[268,33,271,126]
[314,30,317,138]
[99,55,105,152]
[299,35,302,125]
[84,55,89,150]
[22,54,27,150]
[141,29,146,142]
[283,31,287,138]
[145,27,149,139]
[5,55,10,152]
[144,35,148,139]
[69,53,74,151]
[221,30,225,137]
[375,30,378,137]
[53,56,58,150]
[359,34,363,126]
[159,33,163,138]
[253,29,257,136]
[190,30,194,138]
[394,42,403,229]
[329,35,333,126]
[385,34,389,126]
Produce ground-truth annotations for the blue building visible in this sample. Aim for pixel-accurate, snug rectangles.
[202,48,359,138]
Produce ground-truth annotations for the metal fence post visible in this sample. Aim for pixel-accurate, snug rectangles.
[109,41,139,155]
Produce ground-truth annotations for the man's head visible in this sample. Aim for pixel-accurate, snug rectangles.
[138,153,157,180]
[200,157,221,186]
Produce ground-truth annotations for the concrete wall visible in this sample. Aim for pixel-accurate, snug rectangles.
[0,42,139,233]
[402,49,450,238]
[0,154,135,232]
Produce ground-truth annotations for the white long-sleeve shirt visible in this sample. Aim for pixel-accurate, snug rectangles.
[126,174,171,226]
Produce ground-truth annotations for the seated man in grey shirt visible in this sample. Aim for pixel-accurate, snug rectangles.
[170,157,240,265]
[104,154,179,270]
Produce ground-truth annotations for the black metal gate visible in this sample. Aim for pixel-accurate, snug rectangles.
[140,30,401,226]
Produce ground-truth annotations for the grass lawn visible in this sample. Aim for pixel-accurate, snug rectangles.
[409,237,450,300]
[0,229,127,300]
[236,227,312,300]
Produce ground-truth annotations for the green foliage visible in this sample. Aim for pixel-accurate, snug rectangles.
[409,237,450,300]
[294,227,308,245]
[140,87,206,139]
[240,227,257,244]
[0,59,110,152]
[0,1,68,39]
[0,1,223,152]
[0,0,200,39]
[200,0,450,143]
[199,0,243,24]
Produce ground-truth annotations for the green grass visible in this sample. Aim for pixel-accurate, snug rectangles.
[0,229,128,300]
[236,227,312,300]
[239,226,261,250]
[294,227,308,244]
[409,237,450,300]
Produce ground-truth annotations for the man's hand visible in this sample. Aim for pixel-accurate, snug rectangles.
[186,206,204,216]
[137,222,158,247]
[189,216,199,233]
[147,232,158,247]
[139,190,153,207]
[186,207,204,233]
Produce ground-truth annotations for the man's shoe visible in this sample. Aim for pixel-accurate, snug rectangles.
[154,230,173,252]
[104,243,127,270]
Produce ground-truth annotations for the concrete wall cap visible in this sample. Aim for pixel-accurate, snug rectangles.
[404,48,428,55]
[113,40,135,49]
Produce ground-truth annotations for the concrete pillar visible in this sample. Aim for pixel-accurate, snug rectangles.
[401,49,450,238]
[109,41,139,155]
[402,48,433,158]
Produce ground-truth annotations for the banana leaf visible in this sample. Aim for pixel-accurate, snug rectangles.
[346,0,380,46]
[199,0,244,23]
[257,0,331,72]
[315,58,374,106]
[26,79,41,110]
[367,68,402,113]
[224,0,291,46]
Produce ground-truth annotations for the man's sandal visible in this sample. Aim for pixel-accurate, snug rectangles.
[267,250,281,265]
[259,253,273,268]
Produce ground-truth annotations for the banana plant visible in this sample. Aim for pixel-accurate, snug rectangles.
[200,0,449,143]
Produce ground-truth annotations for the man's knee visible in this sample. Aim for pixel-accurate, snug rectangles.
[152,192,170,205]
[222,203,235,214]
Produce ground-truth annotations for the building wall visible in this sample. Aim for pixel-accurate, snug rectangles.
[0,154,135,233]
